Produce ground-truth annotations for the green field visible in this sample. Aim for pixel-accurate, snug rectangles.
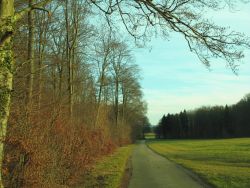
[147,138,250,188]
[144,132,156,139]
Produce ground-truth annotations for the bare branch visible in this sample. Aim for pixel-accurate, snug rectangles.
[90,0,250,71]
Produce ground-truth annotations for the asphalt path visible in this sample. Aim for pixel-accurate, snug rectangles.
[128,141,206,188]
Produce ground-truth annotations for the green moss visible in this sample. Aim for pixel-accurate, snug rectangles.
[4,52,13,72]
[0,51,13,71]
[0,49,13,107]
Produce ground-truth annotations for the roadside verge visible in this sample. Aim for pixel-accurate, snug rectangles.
[80,145,134,188]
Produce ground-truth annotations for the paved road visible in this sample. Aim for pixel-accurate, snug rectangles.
[128,141,206,188]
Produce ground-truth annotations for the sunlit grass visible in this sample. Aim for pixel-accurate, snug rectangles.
[147,138,250,188]
[82,145,134,188]
[144,132,156,139]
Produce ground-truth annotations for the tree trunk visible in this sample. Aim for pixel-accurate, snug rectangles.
[121,85,126,125]
[0,1,15,186]
[26,0,35,113]
[95,72,104,127]
[38,43,44,110]
[37,13,47,111]
[114,78,119,126]
[65,0,73,117]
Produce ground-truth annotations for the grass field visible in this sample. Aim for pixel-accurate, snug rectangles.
[82,145,134,188]
[144,132,156,139]
[147,138,250,188]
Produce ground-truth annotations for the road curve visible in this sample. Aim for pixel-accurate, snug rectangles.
[128,141,205,188]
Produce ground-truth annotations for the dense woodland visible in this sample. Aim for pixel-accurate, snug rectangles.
[1,1,148,187]
[1,0,250,187]
[155,94,250,139]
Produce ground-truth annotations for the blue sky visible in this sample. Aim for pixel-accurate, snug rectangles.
[134,3,250,125]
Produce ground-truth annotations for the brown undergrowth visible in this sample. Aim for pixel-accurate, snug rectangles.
[2,102,132,187]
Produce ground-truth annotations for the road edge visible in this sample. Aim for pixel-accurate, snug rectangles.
[120,156,133,188]
[145,140,214,188]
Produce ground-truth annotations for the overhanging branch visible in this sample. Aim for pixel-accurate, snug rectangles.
[15,0,52,22]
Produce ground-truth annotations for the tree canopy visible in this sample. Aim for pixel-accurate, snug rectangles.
[90,0,250,70]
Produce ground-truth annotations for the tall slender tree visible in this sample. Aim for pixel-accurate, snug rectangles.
[0,1,52,185]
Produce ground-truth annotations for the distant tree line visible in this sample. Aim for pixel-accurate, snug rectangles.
[155,94,250,139]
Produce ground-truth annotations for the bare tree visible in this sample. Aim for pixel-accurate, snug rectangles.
[63,0,87,117]
[0,0,52,185]
[25,0,35,122]
[109,41,132,126]
[92,31,114,126]
[36,8,50,111]
[120,64,141,125]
